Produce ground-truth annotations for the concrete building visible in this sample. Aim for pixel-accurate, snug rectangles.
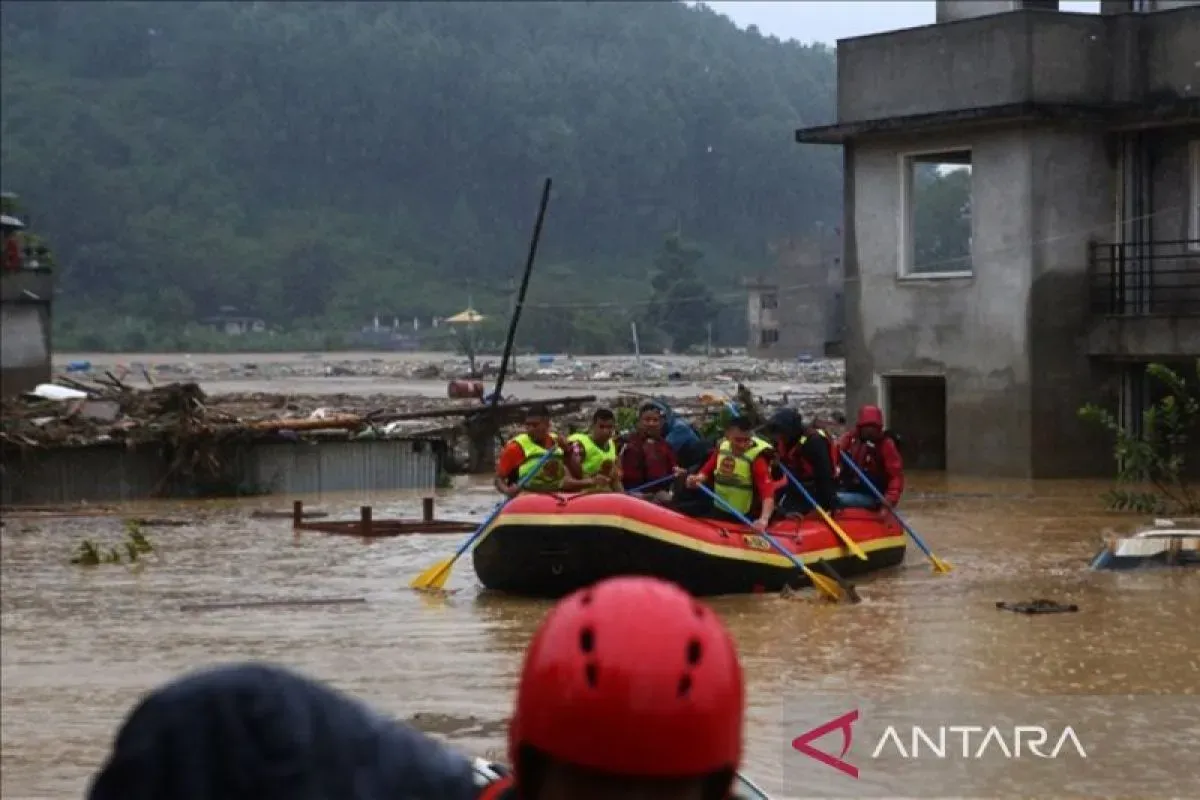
[746,227,845,358]
[795,0,1199,477]
[1,194,54,398]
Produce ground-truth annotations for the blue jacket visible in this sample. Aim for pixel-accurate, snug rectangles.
[87,663,483,800]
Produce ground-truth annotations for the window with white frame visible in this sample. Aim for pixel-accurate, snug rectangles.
[1190,139,1200,250]
[900,149,974,277]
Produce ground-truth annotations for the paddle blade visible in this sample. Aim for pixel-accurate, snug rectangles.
[410,557,454,591]
[929,553,953,573]
[844,537,869,561]
[803,566,846,603]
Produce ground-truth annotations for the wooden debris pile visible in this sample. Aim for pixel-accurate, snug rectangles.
[1,380,217,448]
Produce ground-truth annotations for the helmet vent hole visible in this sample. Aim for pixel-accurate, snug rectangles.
[692,602,705,619]
[686,639,703,665]
[580,591,593,606]
[585,662,599,688]
[677,674,692,697]
[579,627,595,653]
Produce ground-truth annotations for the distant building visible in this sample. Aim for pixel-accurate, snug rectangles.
[795,0,1199,477]
[201,306,266,335]
[746,228,844,358]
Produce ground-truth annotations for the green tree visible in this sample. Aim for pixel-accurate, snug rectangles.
[911,166,972,274]
[1079,360,1200,514]
[0,0,840,351]
[646,232,717,352]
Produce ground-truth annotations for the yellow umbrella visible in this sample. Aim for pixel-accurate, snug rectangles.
[445,308,485,324]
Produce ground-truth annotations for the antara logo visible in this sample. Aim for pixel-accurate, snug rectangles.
[791,710,860,778]
[792,711,1089,779]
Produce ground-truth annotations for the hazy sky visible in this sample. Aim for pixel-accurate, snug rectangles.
[698,1,1102,45]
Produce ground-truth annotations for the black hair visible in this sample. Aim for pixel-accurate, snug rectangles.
[525,404,551,421]
[725,415,753,432]
[592,408,616,423]
[637,402,662,416]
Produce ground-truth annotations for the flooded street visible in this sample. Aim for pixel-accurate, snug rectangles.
[3,476,1198,799]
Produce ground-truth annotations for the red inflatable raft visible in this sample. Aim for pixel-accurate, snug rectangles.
[472,492,907,597]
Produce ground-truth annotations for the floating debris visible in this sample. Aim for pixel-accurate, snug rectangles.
[179,597,366,613]
[996,599,1079,615]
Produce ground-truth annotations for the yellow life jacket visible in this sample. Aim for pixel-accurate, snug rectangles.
[567,432,618,478]
[513,433,565,492]
[712,436,772,515]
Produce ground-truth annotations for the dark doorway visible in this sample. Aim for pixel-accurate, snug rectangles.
[886,375,947,471]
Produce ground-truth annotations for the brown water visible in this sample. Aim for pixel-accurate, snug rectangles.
[2,476,1197,799]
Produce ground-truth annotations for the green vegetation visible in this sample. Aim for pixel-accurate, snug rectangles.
[70,520,155,566]
[1,0,846,353]
[1079,360,1200,514]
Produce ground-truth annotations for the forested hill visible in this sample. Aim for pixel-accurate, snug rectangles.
[0,1,840,352]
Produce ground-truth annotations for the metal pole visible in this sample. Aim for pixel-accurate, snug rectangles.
[492,178,552,407]
[631,321,642,378]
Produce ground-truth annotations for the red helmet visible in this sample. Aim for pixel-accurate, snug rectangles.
[508,576,744,781]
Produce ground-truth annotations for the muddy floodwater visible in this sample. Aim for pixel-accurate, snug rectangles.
[2,476,1198,799]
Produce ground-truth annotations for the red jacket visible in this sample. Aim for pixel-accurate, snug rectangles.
[619,433,677,491]
[837,406,904,505]
[479,776,514,799]
[3,236,21,271]
[775,429,839,482]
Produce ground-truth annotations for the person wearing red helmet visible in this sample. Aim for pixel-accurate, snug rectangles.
[86,577,750,800]
[482,576,744,800]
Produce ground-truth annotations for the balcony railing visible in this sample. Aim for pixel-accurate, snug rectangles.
[1089,239,1200,316]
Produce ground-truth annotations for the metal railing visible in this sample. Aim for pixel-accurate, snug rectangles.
[1089,239,1200,316]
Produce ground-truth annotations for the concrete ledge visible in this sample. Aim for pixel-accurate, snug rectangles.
[800,7,1200,143]
[834,11,1107,125]
[1086,315,1200,359]
[0,269,54,303]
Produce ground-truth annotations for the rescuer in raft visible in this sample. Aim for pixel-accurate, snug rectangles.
[86,577,748,800]
[686,415,776,531]
[495,404,603,496]
[566,407,623,493]
[837,404,905,508]
[762,408,840,515]
[620,401,686,504]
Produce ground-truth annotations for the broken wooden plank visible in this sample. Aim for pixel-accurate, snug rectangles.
[370,394,597,423]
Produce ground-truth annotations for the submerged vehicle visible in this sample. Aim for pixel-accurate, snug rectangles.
[1089,520,1200,570]
[473,491,906,598]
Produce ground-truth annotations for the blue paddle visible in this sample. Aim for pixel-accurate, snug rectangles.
[839,452,951,573]
[692,483,845,602]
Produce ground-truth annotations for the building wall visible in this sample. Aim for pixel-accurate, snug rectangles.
[1028,128,1118,477]
[836,7,1197,126]
[0,270,53,397]
[846,127,1038,477]
[845,124,1193,477]
[748,232,843,358]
